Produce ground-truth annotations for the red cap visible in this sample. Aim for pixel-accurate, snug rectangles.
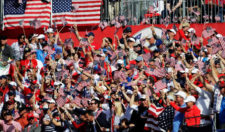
[27,112,34,119]
[218,74,225,78]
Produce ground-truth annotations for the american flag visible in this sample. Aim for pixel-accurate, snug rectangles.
[3,0,101,29]
[144,104,164,131]
[3,0,51,29]
[202,27,215,38]
[219,37,225,50]
[52,0,101,26]
[56,96,66,107]
[153,79,167,93]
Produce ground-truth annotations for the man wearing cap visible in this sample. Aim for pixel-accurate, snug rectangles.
[172,91,187,132]
[0,36,15,63]
[43,98,62,131]
[164,29,177,47]
[73,24,99,53]
[120,27,132,45]
[28,34,39,50]
[170,95,201,131]
[46,28,55,42]
[186,77,213,131]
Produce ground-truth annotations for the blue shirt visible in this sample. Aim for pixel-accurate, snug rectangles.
[173,103,186,132]
[219,97,225,124]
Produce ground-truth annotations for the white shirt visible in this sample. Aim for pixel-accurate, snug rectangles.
[195,87,212,124]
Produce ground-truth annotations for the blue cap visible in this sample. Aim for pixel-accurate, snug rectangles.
[0,75,7,79]
[136,56,143,62]
[87,32,95,37]
[26,93,33,100]
[123,27,132,33]
[55,48,62,54]
[155,39,163,47]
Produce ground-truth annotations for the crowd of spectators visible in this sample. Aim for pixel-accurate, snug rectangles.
[0,19,225,132]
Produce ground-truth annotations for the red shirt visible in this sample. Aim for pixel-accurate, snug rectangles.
[0,85,9,102]
[170,102,201,126]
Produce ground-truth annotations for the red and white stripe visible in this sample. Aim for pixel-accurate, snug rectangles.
[3,0,51,29]
[53,0,101,26]
[147,104,164,118]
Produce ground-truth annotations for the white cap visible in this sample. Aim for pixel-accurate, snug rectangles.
[216,34,223,38]
[32,34,38,38]
[9,81,17,87]
[180,68,189,73]
[168,29,176,35]
[37,34,45,39]
[160,88,169,93]
[143,42,150,47]
[93,96,100,101]
[128,37,135,42]
[184,95,196,103]
[167,67,173,73]
[117,59,124,64]
[175,91,187,99]
[187,28,196,34]
[167,95,175,101]
[119,44,125,49]
[47,99,56,104]
[54,81,62,86]
[111,66,117,72]
[100,53,105,57]
[191,68,199,74]
[126,90,133,95]
[47,28,54,33]
[140,94,146,100]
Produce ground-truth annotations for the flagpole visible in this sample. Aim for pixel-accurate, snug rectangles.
[50,0,53,27]
[1,0,4,30]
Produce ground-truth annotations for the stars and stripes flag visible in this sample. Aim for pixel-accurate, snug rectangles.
[144,104,164,131]
[3,0,101,29]
[52,0,102,26]
[3,0,51,29]
[219,37,225,50]
[153,79,167,93]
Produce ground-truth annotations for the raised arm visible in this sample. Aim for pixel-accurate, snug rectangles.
[73,24,82,41]
[210,58,219,82]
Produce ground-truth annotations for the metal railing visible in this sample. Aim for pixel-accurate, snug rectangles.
[101,0,225,24]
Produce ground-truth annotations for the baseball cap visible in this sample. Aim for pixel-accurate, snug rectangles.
[9,81,17,87]
[123,27,132,33]
[168,29,176,34]
[184,96,196,103]
[140,95,146,100]
[117,59,124,64]
[54,81,62,86]
[128,37,135,42]
[26,93,34,100]
[46,28,54,33]
[136,56,143,62]
[47,99,56,104]
[126,90,133,95]
[216,34,223,38]
[37,34,45,39]
[86,32,95,37]
[175,91,187,99]
[187,28,196,34]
